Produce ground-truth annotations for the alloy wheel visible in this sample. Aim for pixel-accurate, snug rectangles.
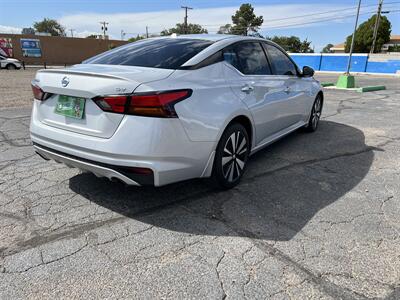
[312,97,322,129]
[222,131,248,182]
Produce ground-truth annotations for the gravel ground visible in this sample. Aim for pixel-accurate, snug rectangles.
[0,71,399,299]
[0,69,38,109]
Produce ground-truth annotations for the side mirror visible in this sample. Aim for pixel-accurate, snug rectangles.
[302,66,315,77]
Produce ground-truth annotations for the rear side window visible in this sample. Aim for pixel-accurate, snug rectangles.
[83,38,213,70]
[223,42,271,75]
[264,44,298,76]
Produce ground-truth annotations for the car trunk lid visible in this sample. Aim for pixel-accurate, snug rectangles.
[34,64,174,138]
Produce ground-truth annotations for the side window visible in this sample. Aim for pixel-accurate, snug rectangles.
[265,44,297,76]
[223,42,271,75]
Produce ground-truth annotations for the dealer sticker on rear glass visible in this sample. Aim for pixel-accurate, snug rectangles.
[54,95,85,119]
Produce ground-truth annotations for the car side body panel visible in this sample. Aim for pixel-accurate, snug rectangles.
[134,62,256,147]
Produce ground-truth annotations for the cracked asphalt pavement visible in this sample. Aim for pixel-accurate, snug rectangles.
[0,70,399,299]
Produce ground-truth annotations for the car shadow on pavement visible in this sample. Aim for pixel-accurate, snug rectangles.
[69,120,374,241]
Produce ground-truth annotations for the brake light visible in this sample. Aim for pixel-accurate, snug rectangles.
[95,96,127,113]
[31,81,52,101]
[93,89,192,118]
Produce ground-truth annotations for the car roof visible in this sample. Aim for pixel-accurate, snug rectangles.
[179,34,279,67]
[174,34,238,41]
[174,34,266,42]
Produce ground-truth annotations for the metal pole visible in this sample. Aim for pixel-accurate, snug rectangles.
[146,26,149,38]
[181,6,193,34]
[346,0,362,74]
[371,0,384,54]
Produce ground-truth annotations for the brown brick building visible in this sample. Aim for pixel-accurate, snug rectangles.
[0,33,128,65]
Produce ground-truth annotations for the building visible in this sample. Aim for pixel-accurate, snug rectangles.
[382,35,400,53]
[330,35,400,53]
[0,33,128,65]
[330,43,345,53]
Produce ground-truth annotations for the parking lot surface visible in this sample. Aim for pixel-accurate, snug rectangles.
[0,70,399,299]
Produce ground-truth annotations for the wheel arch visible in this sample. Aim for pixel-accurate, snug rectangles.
[317,90,324,107]
[6,63,17,69]
[226,115,254,149]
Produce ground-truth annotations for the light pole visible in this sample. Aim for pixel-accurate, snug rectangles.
[336,0,362,88]
[99,21,109,39]
[345,0,362,75]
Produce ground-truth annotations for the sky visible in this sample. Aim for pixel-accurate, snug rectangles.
[0,0,399,51]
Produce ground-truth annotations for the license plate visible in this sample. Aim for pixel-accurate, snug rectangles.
[54,95,85,119]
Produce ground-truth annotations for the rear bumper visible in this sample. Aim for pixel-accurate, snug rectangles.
[34,143,153,186]
[30,102,217,186]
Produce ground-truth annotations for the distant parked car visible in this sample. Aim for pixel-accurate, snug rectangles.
[0,55,22,70]
[30,34,322,189]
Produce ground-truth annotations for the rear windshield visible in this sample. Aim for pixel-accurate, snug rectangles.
[83,38,214,69]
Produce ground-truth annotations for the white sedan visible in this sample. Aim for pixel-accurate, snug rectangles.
[30,34,323,189]
[0,55,22,70]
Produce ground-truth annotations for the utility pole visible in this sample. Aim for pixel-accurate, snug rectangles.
[146,26,149,38]
[181,6,193,34]
[121,30,126,40]
[370,0,384,54]
[346,0,362,75]
[69,29,75,38]
[99,21,109,39]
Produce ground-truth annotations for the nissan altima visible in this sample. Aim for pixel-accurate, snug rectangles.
[30,34,323,189]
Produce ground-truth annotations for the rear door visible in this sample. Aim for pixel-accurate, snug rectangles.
[263,43,309,129]
[222,41,290,145]
[34,65,174,138]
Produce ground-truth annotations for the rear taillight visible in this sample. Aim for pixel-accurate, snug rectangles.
[31,81,52,101]
[94,96,127,113]
[93,89,192,118]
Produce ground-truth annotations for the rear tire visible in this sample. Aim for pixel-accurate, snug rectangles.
[304,95,322,132]
[212,123,250,189]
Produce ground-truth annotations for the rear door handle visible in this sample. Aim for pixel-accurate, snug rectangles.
[284,86,291,94]
[241,85,254,94]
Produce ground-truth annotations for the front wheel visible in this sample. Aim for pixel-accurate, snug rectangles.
[6,64,16,70]
[304,95,322,132]
[212,123,250,189]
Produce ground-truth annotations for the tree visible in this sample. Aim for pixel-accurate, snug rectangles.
[33,18,66,36]
[300,39,314,53]
[128,35,145,42]
[231,3,263,36]
[271,36,313,53]
[22,27,35,35]
[86,34,98,39]
[345,14,391,53]
[217,24,232,34]
[160,23,208,36]
[321,43,334,53]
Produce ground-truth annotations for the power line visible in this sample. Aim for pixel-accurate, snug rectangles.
[203,7,399,32]
[200,2,400,28]
[264,9,399,30]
